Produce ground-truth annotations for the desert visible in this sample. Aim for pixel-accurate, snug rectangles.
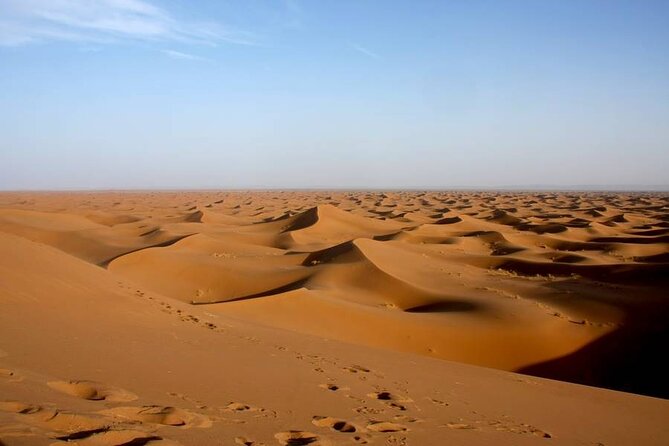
[1,190,668,445]
[2,1,669,444]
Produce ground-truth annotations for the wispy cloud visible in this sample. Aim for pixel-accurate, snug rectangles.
[161,49,207,61]
[0,0,256,47]
[350,42,381,60]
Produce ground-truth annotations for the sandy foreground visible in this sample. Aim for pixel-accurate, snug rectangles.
[0,190,667,445]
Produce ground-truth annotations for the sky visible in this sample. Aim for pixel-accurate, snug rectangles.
[0,0,668,190]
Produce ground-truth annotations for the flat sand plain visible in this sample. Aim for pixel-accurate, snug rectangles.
[0,191,667,445]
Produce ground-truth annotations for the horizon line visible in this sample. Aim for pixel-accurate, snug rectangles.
[1,185,668,193]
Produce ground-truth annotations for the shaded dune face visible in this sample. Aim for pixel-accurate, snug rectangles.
[1,191,668,397]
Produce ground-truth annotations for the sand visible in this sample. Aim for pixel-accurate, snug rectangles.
[0,190,667,445]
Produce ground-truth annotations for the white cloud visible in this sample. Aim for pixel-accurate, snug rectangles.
[350,42,381,60]
[0,0,256,47]
[161,49,206,61]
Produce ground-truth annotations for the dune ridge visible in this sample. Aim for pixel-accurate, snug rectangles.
[1,228,668,445]
[1,190,668,437]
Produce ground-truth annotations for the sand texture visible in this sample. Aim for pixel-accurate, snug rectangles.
[1,190,668,445]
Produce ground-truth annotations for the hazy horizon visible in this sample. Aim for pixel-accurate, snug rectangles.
[2,184,668,193]
[1,0,668,190]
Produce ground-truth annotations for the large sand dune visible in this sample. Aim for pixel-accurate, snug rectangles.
[1,191,668,445]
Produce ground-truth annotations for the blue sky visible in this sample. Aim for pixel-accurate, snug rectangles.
[1,0,668,189]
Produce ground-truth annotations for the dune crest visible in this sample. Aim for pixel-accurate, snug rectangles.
[2,191,668,389]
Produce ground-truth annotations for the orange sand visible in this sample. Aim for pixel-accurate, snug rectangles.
[1,191,667,445]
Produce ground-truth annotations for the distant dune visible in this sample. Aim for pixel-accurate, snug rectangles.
[1,190,668,445]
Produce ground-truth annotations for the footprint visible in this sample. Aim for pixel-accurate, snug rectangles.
[367,391,411,410]
[368,391,391,401]
[342,365,370,374]
[318,383,349,393]
[274,430,319,445]
[366,421,407,433]
[56,428,164,445]
[0,369,22,383]
[311,415,356,433]
[166,391,205,407]
[445,422,477,430]
[99,406,212,428]
[532,429,552,439]
[352,434,372,444]
[47,380,137,402]
[486,420,552,438]
[368,391,411,402]
[387,402,407,411]
[392,415,421,424]
[427,397,448,406]
[354,406,383,415]
[14,407,119,441]
[0,401,40,414]
[226,402,254,412]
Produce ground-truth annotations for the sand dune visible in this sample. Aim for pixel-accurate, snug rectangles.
[0,208,190,266]
[1,191,668,445]
[109,234,310,304]
[272,204,407,251]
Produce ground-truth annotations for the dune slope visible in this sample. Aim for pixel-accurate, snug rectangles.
[1,190,668,402]
[1,231,668,446]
